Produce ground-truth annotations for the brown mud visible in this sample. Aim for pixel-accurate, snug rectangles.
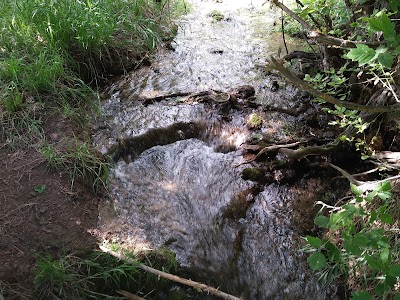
[0,117,103,300]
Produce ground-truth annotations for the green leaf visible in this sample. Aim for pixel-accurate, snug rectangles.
[388,0,400,12]
[393,45,400,55]
[394,293,400,300]
[353,232,370,247]
[345,44,376,66]
[378,53,395,68]
[307,252,327,271]
[351,183,363,196]
[368,13,396,43]
[365,190,376,201]
[314,215,330,228]
[369,211,377,223]
[380,248,390,264]
[306,236,323,248]
[368,228,384,242]
[343,203,357,213]
[375,46,388,54]
[380,213,393,224]
[344,240,362,256]
[325,241,341,262]
[350,291,371,300]
[34,185,46,193]
[377,191,391,201]
[377,181,392,192]
[366,256,384,270]
[389,264,400,277]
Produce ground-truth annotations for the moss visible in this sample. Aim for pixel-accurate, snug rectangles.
[208,10,224,22]
[247,113,264,130]
[241,167,265,183]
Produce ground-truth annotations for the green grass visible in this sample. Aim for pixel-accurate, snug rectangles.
[0,0,186,187]
[35,246,178,300]
[39,141,110,192]
[35,252,140,300]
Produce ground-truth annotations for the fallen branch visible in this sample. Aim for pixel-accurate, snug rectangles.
[327,163,400,192]
[371,151,400,163]
[268,56,400,113]
[99,246,243,300]
[141,91,198,105]
[327,163,363,186]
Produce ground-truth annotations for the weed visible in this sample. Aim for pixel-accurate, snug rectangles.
[208,10,224,22]
[303,182,400,299]
[35,252,139,299]
[38,141,110,193]
[35,245,179,300]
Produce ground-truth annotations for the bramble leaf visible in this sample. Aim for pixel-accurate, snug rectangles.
[380,213,393,224]
[350,291,371,300]
[380,248,390,264]
[325,241,341,262]
[306,236,323,248]
[368,13,396,43]
[388,0,400,12]
[351,183,363,196]
[314,215,330,228]
[345,44,376,66]
[307,252,327,270]
[366,256,383,270]
[34,185,46,193]
[378,53,395,68]
[389,264,400,277]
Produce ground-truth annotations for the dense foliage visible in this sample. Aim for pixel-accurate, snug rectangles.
[279,0,400,298]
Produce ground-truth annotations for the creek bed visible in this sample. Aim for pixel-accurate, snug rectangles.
[94,0,339,299]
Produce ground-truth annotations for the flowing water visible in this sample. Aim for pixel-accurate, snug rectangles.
[93,1,339,299]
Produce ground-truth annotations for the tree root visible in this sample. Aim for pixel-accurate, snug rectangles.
[235,141,303,166]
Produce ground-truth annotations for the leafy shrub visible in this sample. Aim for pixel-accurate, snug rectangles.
[303,182,400,299]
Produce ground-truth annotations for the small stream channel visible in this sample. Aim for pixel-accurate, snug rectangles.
[93,1,340,299]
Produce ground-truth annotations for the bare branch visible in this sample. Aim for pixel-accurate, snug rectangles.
[268,56,400,113]
[268,0,382,48]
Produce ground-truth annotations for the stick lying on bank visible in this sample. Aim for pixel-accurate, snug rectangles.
[99,246,243,300]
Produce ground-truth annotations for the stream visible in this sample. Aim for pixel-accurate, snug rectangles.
[93,0,340,299]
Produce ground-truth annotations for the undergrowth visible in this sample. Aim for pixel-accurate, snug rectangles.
[38,141,110,192]
[35,246,177,300]
[303,181,400,299]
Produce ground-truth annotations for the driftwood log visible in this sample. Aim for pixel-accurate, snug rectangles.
[141,85,256,106]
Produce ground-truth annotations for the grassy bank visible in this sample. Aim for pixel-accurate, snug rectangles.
[34,246,178,299]
[0,1,188,297]
[0,0,187,189]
